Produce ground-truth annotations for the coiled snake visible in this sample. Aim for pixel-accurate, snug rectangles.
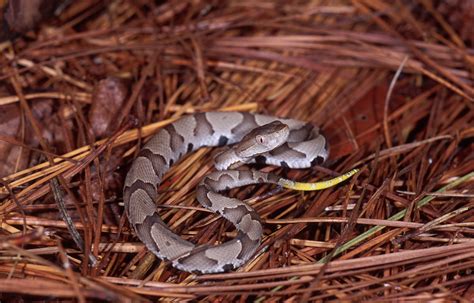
[123,112,357,274]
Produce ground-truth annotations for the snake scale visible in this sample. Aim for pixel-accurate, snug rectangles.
[123,111,356,274]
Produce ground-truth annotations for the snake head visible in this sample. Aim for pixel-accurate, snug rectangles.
[235,121,290,158]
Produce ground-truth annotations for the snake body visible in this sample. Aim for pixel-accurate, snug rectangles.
[123,112,328,273]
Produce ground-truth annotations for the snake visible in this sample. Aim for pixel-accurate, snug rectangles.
[123,111,358,274]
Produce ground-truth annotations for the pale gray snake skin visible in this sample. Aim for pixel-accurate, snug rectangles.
[123,111,328,274]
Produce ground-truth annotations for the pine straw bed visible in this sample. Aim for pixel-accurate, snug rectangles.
[0,1,473,302]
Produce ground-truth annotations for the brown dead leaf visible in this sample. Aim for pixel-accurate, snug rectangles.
[88,77,128,138]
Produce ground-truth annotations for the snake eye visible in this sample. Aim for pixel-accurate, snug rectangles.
[256,135,265,144]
